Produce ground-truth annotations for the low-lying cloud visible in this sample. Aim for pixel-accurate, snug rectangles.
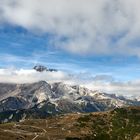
[0,68,140,96]
[84,81,140,97]
[0,68,71,83]
[1,0,140,56]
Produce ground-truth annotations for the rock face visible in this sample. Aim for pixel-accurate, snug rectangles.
[33,65,57,72]
[33,65,47,72]
[0,81,140,122]
[0,97,28,112]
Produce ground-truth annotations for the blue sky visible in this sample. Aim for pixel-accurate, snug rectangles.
[0,25,140,82]
[1,0,140,96]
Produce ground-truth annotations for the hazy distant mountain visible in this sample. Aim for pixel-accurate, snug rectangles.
[0,81,140,123]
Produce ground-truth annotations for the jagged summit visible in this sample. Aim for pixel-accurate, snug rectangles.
[33,65,47,72]
[33,65,57,72]
[0,81,140,123]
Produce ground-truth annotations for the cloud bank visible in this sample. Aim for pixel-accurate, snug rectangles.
[0,68,140,96]
[0,68,71,83]
[1,0,140,56]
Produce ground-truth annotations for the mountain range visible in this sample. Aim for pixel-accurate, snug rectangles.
[0,80,140,123]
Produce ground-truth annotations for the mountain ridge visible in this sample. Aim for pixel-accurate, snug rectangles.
[0,81,140,123]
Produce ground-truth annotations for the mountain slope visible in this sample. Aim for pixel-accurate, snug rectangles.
[0,81,140,123]
[0,107,139,140]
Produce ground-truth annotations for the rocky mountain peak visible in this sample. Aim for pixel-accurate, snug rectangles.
[33,65,57,72]
[33,65,47,72]
[0,81,140,123]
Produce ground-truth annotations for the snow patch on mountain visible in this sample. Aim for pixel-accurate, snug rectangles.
[36,92,48,103]
[0,81,140,115]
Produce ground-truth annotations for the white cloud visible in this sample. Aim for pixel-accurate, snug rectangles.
[0,1,140,96]
[0,68,71,83]
[1,0,140,56]
[84,81,140,96]
[0,68,140,96]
